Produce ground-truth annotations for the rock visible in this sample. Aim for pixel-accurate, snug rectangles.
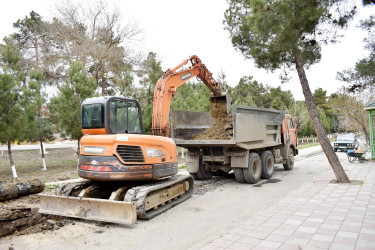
[47,219,56,225]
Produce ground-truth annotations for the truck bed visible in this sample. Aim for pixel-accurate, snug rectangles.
[171,105,285,150]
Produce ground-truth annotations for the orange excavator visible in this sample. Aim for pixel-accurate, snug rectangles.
[39,55,227,224]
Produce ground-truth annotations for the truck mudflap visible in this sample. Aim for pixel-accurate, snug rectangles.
[38,194,137,225]
[38,174,193,224]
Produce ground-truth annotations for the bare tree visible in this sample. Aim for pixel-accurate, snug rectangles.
[331,88,374,146]
[49,0,142,94]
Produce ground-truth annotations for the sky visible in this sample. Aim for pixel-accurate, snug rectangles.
[0,0,373,100]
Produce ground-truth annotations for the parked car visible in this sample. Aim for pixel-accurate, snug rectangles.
[333,133,359,152]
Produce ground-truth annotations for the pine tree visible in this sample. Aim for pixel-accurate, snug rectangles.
[0,42,27,178]
[224,0,357,182]
[53,61,96,154]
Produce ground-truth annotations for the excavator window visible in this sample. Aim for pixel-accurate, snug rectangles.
[82,104,104,129]
[109,99,142,134]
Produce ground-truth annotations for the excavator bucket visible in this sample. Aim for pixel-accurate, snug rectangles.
[38,194,137,225]
[210,92,232,116]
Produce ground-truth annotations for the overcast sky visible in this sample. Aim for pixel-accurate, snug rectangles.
[0,0,373,100]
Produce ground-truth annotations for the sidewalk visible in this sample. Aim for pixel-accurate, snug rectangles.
[202,159,375,250]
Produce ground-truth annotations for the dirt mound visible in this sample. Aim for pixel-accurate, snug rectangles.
[193,97,233,140]
[193,117,233,140]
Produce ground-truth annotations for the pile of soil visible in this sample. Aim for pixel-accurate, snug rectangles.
[193,97,233,140]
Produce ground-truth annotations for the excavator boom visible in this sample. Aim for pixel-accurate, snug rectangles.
[152,55,226,137]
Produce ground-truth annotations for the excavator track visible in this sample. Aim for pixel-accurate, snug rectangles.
[125,174,194,219]
[38,174,193,225]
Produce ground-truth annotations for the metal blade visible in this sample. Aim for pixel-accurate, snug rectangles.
[38,194,136,225]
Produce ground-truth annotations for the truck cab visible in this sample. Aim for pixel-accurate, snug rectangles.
[281,114,298,149]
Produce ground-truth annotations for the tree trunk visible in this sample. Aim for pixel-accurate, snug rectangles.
[7,141,17,178]
[40,140,47,171]
[294,54,350,183]
[0,179,44,201]
[77,138,81,157]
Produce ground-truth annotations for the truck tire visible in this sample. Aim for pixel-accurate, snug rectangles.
[195,157,212,180]
[243,152,261,184]
[260,151,274,179]
[283,146,294,170]
[234,168,246,183]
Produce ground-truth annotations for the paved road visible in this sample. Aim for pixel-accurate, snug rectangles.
[1,146,342,250]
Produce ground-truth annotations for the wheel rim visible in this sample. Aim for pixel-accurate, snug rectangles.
[252,160,261,176]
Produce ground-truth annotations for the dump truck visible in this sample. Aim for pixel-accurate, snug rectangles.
[171,100,298,184]
[39,55,229,225]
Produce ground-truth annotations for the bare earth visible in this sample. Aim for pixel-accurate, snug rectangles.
[0,148,79,237]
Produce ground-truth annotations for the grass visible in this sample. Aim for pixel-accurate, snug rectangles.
[178,165,186,170]
[296,138,336,150]
[297,142,321,150]
[62,159,78,165]
[44,184,59,191]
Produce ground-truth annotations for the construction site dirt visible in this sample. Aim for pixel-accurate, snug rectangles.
[0,174,232,238]
[193,97,233,140]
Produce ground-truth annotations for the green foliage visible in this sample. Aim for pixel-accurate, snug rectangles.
[136,52,163,134]
[230,75,293,110]
[318,107,331,133]
[53,61,96,140]
[25,68,54,143]
[224,0,355,71]
[300,120,316,136]
[337,4,375,91]
[171,82,211,112]
[0,41,28,145]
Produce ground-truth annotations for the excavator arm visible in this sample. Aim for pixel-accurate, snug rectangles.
[152,55,224,137]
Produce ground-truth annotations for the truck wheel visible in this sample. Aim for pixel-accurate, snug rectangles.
[195,157,212,180]
[243,152,261,184]
[233,168,246,183]
[260,151,274,179]
[283,146,294,170]
[334,148,337,152]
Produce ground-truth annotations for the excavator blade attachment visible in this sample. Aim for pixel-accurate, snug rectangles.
[38,194,137,225]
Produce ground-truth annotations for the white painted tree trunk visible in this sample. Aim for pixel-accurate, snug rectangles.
[42,157,47,171]
[11,165,18,178]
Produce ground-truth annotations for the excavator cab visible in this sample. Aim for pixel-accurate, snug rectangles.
[81,97,143,136]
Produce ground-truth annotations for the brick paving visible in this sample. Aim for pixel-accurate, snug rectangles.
[202,159,375,250]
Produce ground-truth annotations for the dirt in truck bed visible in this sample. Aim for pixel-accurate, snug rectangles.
[193,97,233,140]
